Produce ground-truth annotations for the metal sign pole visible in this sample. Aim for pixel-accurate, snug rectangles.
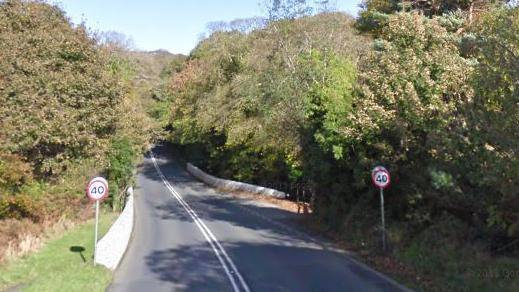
[86,176,108,267]
[94,200,99,266]
[380,188,386,251]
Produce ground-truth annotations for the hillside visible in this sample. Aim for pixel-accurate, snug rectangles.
[127,50,186,99]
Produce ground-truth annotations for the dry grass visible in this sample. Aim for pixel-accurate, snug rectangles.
[0,216,79,263]
[0,157,102,264]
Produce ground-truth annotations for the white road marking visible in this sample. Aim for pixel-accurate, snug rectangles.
[150,152,251,292]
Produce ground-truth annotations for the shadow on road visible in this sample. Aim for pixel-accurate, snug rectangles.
[145,241,393,292]
[145,244,231,291]
[143,143,304,238]
[138,143,403,292]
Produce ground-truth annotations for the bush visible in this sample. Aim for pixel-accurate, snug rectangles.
[0,0,126,177]
[0,194,42,222]
[106,137,136,211]
[0,152,32,192]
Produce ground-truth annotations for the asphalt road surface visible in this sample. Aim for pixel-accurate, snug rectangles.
[110,145,410,292]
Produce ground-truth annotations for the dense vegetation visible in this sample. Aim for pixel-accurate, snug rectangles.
[0,0,156,260]
[0,0,516,289]
[164,0,518,289]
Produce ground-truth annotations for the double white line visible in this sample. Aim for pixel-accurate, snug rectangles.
[150,152,250,292]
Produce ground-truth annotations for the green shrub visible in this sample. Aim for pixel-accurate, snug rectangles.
[0,0,126,177]
[106,137,135,211]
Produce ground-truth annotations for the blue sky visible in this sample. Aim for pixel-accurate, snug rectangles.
[55,0,363,54]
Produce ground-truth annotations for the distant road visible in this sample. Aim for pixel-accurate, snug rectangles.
[109,144,410,292]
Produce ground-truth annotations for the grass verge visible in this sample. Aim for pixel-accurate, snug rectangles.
[0,210,117,292]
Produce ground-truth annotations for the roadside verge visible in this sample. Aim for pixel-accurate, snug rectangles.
[0,211,116,291]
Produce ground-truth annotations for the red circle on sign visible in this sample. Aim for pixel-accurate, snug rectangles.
[86,177,109,201]
[371,167,391,189]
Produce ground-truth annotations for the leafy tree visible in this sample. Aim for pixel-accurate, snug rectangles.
[167,12,365,186]
[264,0,314,20]
[465,7,519,236]
[346,12,474,225]
[0,0,126,176]
[107,137,135,211]
[0,0,155,224]
[165,0,518,261]
[357,0,511,33]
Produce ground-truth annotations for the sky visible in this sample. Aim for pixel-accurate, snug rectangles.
[55,0,363,55]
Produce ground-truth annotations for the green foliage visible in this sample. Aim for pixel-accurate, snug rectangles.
[0,211,116,291]
[108,54,136,82]
[465,7,519,236]
[351,6,518,241]
[356,9,391,34]
[429,169,454,190]
[0,0,125,177]
[160,5,518,290]
[167,13,365,185]
[160,54,188,79]
[348,12,473,157]
[356,0,511,34]
[106,137,135,211]
[298,50,356,159]
[435,10,466,32]
[0,0,153,222]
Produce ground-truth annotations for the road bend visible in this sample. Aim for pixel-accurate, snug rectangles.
[109,144,410,292]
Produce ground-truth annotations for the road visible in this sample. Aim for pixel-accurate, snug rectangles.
[110,145,409,292]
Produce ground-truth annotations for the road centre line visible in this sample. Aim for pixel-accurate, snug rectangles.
[150,152,250,292]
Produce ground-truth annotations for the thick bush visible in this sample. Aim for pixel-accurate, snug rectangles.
[0,0,152,223]
[106,137,136,211]
[0,194,42,222]
[165,5,518,252]
[0,0,125,177]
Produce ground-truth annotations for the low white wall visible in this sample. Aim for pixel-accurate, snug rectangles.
[95,187,134,270]
[187,163,286,199]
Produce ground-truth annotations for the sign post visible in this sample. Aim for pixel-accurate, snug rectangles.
[86,177,109,266]
[379,188,386,251]
[371,166,391,251]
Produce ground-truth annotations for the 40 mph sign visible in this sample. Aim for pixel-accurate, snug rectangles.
[86,177,109,201]
[371,166,390,189]
[371,166,391,251]
[86,176,109,266]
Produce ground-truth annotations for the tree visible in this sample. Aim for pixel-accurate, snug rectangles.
[167,12,364,185]
[264,0,314,20]
[96,30,136,51]
[466,7,519,236]
[356,0,511,33]
[0,0,130,176]
[262,0,337,21]
[346,12,474,225]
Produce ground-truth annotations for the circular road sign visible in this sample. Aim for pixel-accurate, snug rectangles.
[86,177,109,201]
[371,166,391,189]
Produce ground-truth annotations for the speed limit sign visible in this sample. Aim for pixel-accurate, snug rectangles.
[86,177,109,201]
[371,166,391,251]
[371,166,390,189]
[86,176,109,266]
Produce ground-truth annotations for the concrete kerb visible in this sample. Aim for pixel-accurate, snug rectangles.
[186,163,287,199]
[94,186,134,270]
